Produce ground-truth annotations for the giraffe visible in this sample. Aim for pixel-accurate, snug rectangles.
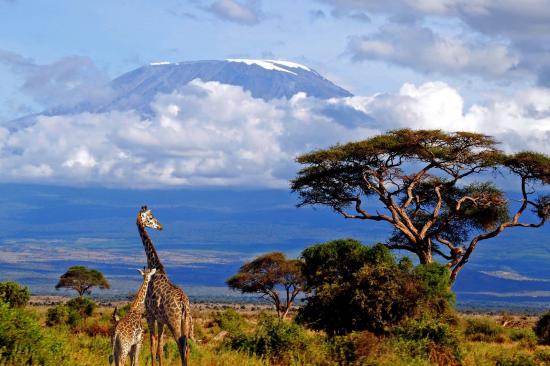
[109,267,157,366]
[137,206,193,366]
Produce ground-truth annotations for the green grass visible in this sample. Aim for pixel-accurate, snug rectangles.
[2,304,550,365]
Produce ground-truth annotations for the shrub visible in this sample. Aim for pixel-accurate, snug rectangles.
[228,313,314,362]
[330,331,383,365]
[46,305,69,326]
[395,317,462,365]
[0,301,67,365]
[66,296,96,318]
[534,311,550,344]
[509,328,537,346]
[464,318,505,342]
[0,281,30,308]
[298,239,456,336]
[211,308,245,334]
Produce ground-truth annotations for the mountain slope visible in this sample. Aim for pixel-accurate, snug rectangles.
[55,59,353,117]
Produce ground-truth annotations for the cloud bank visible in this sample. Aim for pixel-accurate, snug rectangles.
[323,0,550,83]
[1,79,549,188]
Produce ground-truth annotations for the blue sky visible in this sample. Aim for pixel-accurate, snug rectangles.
[0,0,549,188]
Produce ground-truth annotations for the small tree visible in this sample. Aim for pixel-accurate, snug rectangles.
[292,129,550,282]
[0,281,30,308]
[226,252,304,319]
[55,266,110,297]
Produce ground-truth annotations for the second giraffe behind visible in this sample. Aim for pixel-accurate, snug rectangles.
[110,267,156,366]
[137,206,193,366]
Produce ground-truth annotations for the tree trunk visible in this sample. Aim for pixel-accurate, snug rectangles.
[417,247,432,264]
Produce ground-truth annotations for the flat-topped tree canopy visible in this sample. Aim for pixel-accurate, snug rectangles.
[291,129,550,282]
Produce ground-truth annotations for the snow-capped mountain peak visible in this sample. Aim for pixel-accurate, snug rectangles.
[225,59,312,75]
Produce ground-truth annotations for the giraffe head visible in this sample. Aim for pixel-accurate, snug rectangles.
[139,206,163,230]
[137,267,157,280]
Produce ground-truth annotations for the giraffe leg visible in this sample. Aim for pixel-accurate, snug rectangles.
[169,320,189,366]
[131,341,141,366]
[147,317,158,366]
[157,322,165,366]
[129,344,136,366]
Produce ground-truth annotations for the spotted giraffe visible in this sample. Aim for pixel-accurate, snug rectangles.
[109,267,157,366]
[137,206,193,366]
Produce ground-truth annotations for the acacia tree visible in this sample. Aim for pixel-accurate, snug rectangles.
[291,129,550,282]
[226,252,304,319]
[55,266,110,297]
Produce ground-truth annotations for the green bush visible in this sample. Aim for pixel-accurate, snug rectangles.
[330,331,383,365]
[46,305,69,326]
[0,281,30,308]
[298,239,456,336]
[464,318,505,342]
[228,314,314,362]
[212,308,245,334]
[395,317,462,364]
[66,296,96,318]
[534,311,550,344]
[509,328,537,346]
[0,301,67,365]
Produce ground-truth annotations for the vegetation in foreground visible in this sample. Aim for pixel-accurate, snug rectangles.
[2,300,550,366]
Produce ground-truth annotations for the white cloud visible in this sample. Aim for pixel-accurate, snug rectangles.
[348,23,519,78]
[0,50,113,111]
[207,0,262,25]
[1,79,548,188]
[324,0,550,84]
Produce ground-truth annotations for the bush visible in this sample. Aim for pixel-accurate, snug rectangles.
[534,311,550,344]
[0,281,30,308]
[509,328,537,347]
[66,296,96,318]
[211,308,245,334]
[0,301,67,365]
[46,305,69,326]
[464,318,505,342]
[228,314,314,362]
[330,331,383,365]
[298,239,456,336]
[395,317,462,365]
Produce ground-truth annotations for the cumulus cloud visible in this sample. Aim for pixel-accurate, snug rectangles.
[323,0,550,82]
[348,23,519,78]
[0,80,376,188]
[207,0,263,25]
[1,75,549,189]
[0,50,113,111]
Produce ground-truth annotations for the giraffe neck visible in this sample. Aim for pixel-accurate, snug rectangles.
[130,274,152,311]
[137,219,165,272]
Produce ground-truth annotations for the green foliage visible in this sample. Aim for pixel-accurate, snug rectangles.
[298,239,455,336]
[212,308,245,334]
[508,328,537,343]
[46,304,69,326]
[66,296,96,318]
[55,265,110,297]
[534,311,550,344]
[0,301,68,365]
[0,281,30,308]
[464,318,505,342]
[228,313,315,362]
[395,317,462,365]
[291,129,550,277]
[329,331,383,365]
